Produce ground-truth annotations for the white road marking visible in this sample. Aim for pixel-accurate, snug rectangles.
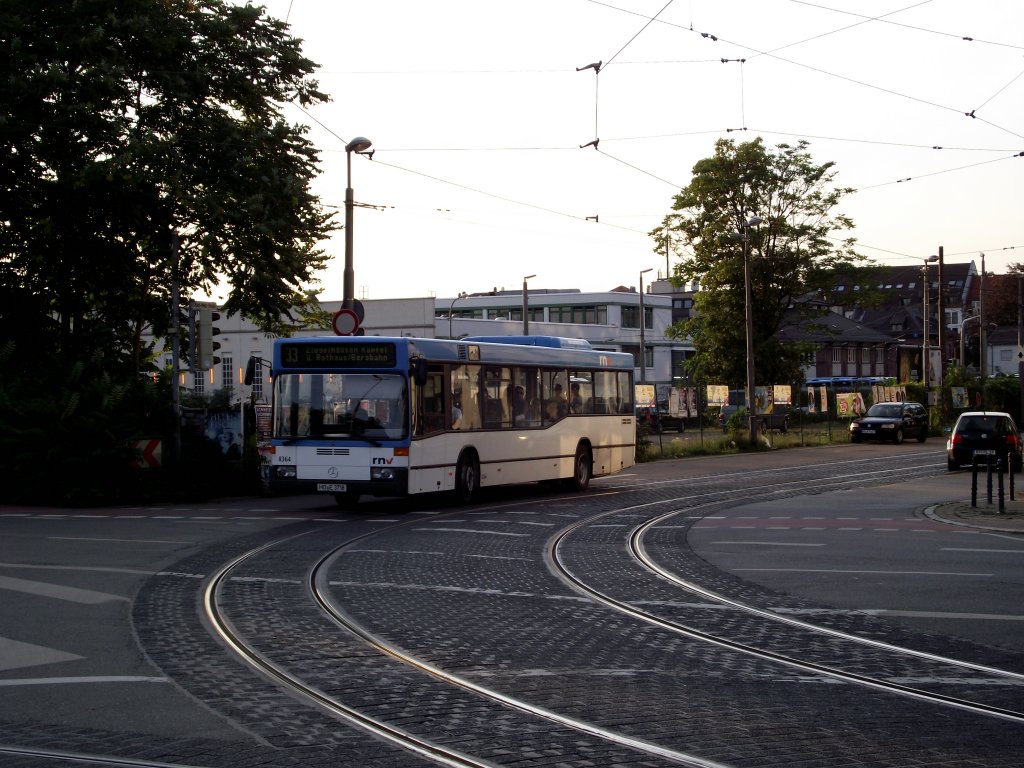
[0,675,168,686]
[709,541,826,547]
[0,575,126,603]
[48,536,191,545]
[0,636,82,672]
[736,568,992,576]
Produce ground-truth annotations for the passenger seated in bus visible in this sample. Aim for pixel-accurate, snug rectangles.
[451,399,463,429]
[551,383,569,418]
[569,382,584,413]
[512,385,528,424]
[544,399,560,422]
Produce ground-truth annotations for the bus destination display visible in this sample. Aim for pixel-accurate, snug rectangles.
[281,342,396,368]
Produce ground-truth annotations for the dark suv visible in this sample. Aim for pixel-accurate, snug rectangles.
[946,411,1023,471]
[849,401,928,444]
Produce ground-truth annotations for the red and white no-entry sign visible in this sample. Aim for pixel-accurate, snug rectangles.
[332,308,360,336]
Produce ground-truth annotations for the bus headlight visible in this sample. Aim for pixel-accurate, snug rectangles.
[274,466,298,480]
[372,467,397,482]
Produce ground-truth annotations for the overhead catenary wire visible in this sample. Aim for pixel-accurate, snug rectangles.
[278,0,1021,284]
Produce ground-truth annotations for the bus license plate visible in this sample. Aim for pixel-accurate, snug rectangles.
[317,483,347,492]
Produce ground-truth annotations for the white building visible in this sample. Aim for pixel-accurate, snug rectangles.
[154,287,692,404]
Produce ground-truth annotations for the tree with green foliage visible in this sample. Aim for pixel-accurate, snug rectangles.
[0,0,334,502]
[653,138,866,387]
[0,0,334,373]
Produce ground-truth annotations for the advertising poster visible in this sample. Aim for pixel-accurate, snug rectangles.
[951,387,969,409]
[836,392,865,418]
[206,411,242,458]
[706,384,728,407]
[773,385,792,406]
[635,384,656,409]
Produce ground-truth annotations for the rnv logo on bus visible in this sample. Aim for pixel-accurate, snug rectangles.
[371,456,395,465]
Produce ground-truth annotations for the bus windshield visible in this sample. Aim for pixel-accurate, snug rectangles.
[273,372,408,440]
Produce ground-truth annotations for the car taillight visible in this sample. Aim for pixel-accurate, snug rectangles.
[1007,433,1021,448]
[950,433,963,445]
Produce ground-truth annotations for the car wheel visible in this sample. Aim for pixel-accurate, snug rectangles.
[893,428,904,444]
[454,450,479,504]
[947,457,958,471]
[850,435,861,443]
[916,429,927,443]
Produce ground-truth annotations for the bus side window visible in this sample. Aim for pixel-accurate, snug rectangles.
[541,369,568,424]
[452,364,481,429]
[416,368,445,436]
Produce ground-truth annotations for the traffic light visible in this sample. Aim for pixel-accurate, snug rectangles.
[192,303,221,371]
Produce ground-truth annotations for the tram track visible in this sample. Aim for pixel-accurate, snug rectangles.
[203,508,728,768]
[550,455,1024,725]
[116,450,1024,767]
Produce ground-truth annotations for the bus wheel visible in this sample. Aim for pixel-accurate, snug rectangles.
[564,444,592,492]
[334,492,360,509]
[454,450,479,504]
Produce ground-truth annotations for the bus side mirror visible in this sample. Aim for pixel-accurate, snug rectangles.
[411,358,428,386]
[244,357,257,386]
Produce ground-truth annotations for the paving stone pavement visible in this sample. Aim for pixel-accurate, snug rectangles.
[929,489,1024,534]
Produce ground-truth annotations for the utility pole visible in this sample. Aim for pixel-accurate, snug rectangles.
[1018,272,1023,419]
[169,230,181,467]
[980,253,987,384]
[937,246,944,377]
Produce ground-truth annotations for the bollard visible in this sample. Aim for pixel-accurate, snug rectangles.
[971,457,978,507]
[987,454,994,504]
[997,456,1006,513]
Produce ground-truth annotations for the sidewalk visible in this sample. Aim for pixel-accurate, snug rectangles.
[928,485,1024,534]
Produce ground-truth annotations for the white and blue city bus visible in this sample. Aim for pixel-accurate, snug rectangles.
[263,335,636,507]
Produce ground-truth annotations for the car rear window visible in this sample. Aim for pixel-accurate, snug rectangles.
[959,416,1005,433]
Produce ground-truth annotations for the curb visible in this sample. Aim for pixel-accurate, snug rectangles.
[925,501,1024,535]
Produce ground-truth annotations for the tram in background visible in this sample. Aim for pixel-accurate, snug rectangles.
[260,335,636,507]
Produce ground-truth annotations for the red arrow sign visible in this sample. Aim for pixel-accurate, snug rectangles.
[131,438,162,469]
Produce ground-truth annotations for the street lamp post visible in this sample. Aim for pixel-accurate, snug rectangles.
[343,136,373,309]
[740,216,763,446]
[921,254,938,390]
[522,274,536,334]
[638,268,653,383]
[449,292,468,339]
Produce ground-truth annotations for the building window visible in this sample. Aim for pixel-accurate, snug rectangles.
[549,304,607,325]
[861,348,869,363]
[221,355,233,390]
[847,347,856,363]
[832,348,841,364]
[250,354,264,399]
[621,305,652,330]
[193,371,204,394]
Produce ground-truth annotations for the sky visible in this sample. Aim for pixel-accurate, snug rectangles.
[243,0,1023,303]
